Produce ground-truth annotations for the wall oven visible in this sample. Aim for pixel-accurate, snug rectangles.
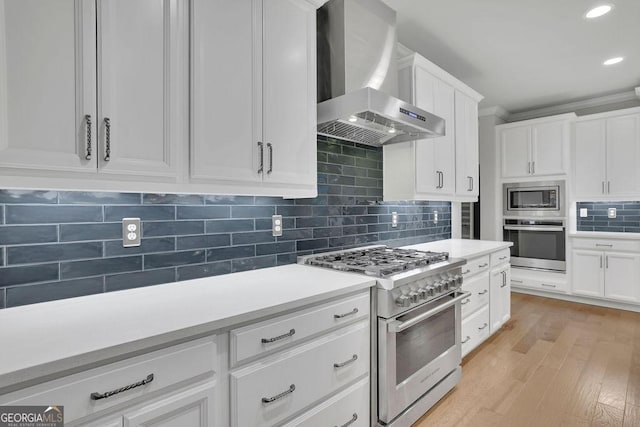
[503,219,566,272]
[503,181,565,217]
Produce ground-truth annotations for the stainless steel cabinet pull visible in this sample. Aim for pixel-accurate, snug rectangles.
[600,255,603,269]
[262,384,295,404]
[257,141,264,173]
[528,162,531,174]
[501,271,506,288]
[541,283,556,288]
[499,256,508,260]
[90,373,153,400]
[511,279,523,284]
[261,328,295,343]
[462,269,471,275]
[334,354,358,368]
[479,263,488,268]
[461,298,471,305]
[335,413,358,427]
[467,176,473,191]
[596,244,613,247]
[103,117,111,161]
[478,289,488,295]
[532,161,535,174]
[478,323,488,330]
[267,142,273,174]
[602,181,605,194]
[334,308,358,319]
[606,256,608,269]
[84,114,92,160]
[461,336,471,344]
[440,171,444,188]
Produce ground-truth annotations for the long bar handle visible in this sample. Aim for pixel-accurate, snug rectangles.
[262,384,295,404]
[478,322,488,330]
[467,176,473,191]
[103,117,111,161]
[257,141,264,173]
[334,308,358,319]
[595,244,613,247]
[84,114,92,160]
[503,226,564,232]
[333,354,358,368]
[388,292,471,333]
[267,143,273,174]
[90,374,153,400]
[478,289,488,295]
[261,328,295,344]
[461,336,471,344]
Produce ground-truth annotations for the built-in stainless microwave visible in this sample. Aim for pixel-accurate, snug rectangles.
[503,181,565,217]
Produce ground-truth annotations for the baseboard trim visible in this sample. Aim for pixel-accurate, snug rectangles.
[511,287,640,313]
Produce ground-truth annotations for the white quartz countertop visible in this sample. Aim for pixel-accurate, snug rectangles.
[0,264,374,393]
[401,239,513,259]
[569,231,640,240]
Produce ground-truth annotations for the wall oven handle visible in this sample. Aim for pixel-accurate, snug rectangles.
[388,292,471,333]
[503,226,564,232]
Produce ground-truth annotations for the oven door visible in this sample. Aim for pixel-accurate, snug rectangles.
[377,291,468,423]
[503,220,566,271]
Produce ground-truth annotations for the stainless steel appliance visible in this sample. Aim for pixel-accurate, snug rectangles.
[299,246,468,426]
[316,0,445,146]
[503,219,566,272]
[503,181,565,217]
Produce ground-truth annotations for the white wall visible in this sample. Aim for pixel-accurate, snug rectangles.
[479,112,505,240]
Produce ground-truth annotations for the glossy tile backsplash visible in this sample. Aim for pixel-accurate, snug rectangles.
[0,138,451,308]
[576,201,640,232]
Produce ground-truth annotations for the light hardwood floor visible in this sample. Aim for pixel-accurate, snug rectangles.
[414,292,640,427]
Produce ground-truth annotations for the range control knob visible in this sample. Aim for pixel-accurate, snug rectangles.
[427,286,436,296]
[395,295,411,307]
[434,282,443,293]
[417,288,429,300]
[447,278,457,289]
[408,292,420,303]
[455,274,463,285]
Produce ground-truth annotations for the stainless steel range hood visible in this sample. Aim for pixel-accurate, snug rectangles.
[317,0,445,146]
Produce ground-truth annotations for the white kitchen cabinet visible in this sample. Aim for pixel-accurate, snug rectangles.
[499,114,574,179]
[191,0,317,197]
[573,110,640,198]
[489,263,510,334]
[0,0,184,181]
[454,90,479,198]
[385,53,482,201]
[572,248,640,303]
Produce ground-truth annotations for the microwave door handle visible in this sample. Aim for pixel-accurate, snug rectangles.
[503,226,564,232]
[387,292,471,333]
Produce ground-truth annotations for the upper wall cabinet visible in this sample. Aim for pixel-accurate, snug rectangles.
[497,113,574,180]
[384,53,483,202]
[0,0,185,182]
[573,108,640,199]
[191,0,317,198]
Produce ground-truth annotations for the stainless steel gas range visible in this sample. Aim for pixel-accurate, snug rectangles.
[299,245,469,427]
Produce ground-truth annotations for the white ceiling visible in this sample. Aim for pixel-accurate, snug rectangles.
[383,0,640,112]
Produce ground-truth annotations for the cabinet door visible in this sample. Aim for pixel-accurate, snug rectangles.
[190,0,261,185]
[531,120,566,176]
[489,267,510,333]
[413,68,438,194]
[574,119,607,197]
[0,0,96,173]
[454,91,479,197]
[500,126,531,178]
[606,114,640,196]
[433,81,456,194]
[571,250,604,297]
[97,0,182,179]
[123,381,215,427]
[604,252,640,303]
[262,0,316,192]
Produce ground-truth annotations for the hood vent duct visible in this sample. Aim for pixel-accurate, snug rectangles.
[317,0,445,146]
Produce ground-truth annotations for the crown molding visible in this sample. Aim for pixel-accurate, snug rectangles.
[306,0,328,8]
[396,43,414,59]
[478,106,509,119]
[507,89,640,122]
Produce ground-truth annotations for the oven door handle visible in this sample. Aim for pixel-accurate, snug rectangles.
[503,226,564,232]
[387,292,471,333]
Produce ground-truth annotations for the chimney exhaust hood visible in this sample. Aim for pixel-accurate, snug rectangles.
[317,0,445,147]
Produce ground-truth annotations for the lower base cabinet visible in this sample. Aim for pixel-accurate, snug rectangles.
[490,264,511,334]
[572,249,640,303]
[461,305,489,356]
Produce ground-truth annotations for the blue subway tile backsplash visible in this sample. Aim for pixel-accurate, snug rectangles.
[0,138,450,308]
[576,201,640,232]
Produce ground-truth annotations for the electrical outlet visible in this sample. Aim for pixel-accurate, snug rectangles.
[608,208,617,219]
[122,218,141,247]
[579,208,588,218]
[272,215,283,236]
[391,212,398,227]
[433,210,439,225]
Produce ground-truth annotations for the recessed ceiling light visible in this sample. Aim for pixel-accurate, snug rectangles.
[585,5,612,19]
[603,56,624,65]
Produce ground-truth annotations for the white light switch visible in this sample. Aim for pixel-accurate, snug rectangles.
[122,218,141,247]
[579,208,588,218]
[391,212,398,227]
[608,208,617,219]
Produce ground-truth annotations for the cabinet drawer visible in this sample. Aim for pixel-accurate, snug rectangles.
[231,291,369,366]
[461,305,490,357]
[0,336,216,424]
[491,249,511,266]
[461,273,490,319]
[231,321,369,427]
[461,255,490,278]
[571,238,640,252]
[282,377,369,427]
[510,276,567,293]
